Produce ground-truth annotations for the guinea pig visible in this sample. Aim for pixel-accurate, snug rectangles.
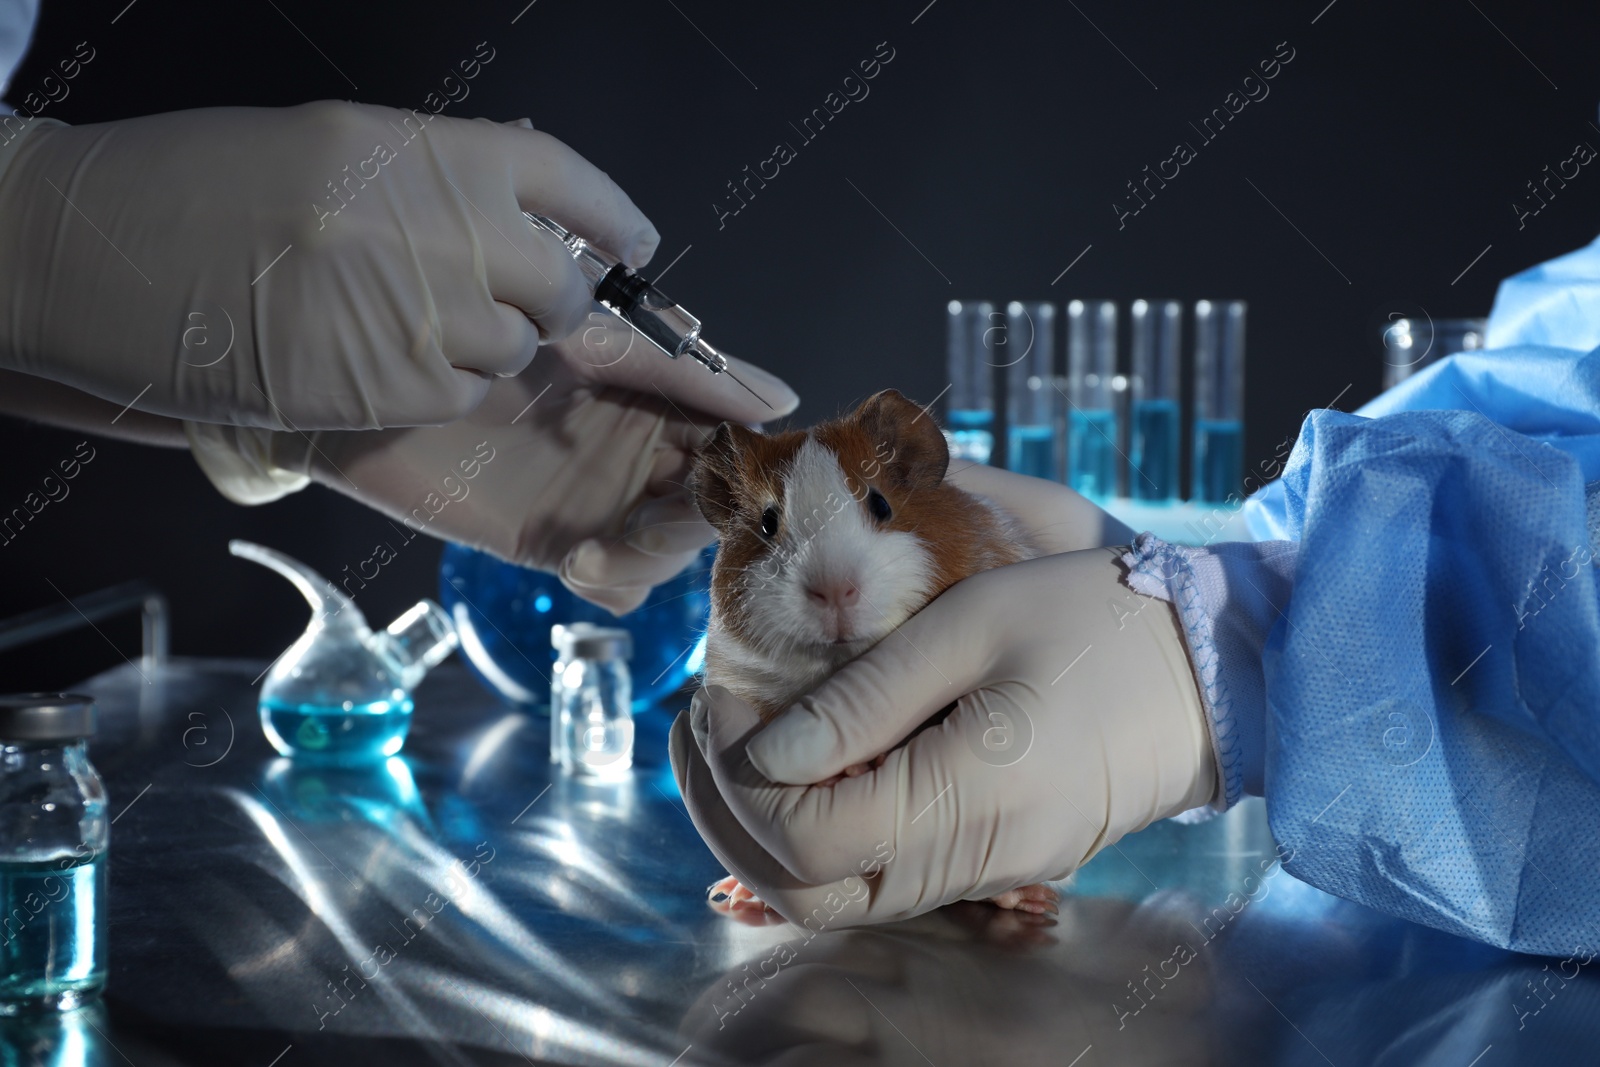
[689,388,1057,917]
[691,388,1038,718]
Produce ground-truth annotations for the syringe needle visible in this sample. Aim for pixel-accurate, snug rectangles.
[524,211,778,411]
[723,368,775,411]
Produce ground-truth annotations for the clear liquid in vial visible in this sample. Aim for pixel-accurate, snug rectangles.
[0,854,108,1014]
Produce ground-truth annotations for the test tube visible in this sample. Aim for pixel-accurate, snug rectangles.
[1066,300,1119,499]
[1129,299,1182,502]
[1003,301,1060,481]
[945,300,997,464]
[1191,300,1246,503]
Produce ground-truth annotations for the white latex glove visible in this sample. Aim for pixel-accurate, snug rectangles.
[669,546,1218,926]
[943,460,1136,554]
[0,102,658,429]
[227,316,796,614]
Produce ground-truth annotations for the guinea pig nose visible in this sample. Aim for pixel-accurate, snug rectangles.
[806,580,860,609]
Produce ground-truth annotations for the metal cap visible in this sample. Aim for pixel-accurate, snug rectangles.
[570,628,632,662]
[552,622,602,654]
[0,693,97,741]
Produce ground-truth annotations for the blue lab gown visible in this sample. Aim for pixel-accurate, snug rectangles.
[1236,236,1600,955]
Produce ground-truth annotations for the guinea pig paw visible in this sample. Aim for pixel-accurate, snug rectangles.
[707,875,782,924]
[987,883,1060,916]
[707,874,744,904]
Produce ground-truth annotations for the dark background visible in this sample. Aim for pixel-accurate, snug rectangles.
[3,0,1599,689]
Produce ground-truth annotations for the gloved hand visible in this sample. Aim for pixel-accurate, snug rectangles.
[202,316,796,614]
[669,546,1218,926]
[0,102,657,429]
[943,460,1136,553]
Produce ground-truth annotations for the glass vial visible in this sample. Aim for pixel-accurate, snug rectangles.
[1003,301,1061,481]
[551,627,634,777]
[549,623,594,765]
[0,694,108,1015]
[1066,300,1119,499]
[1129,299,1183,502]
[1192,300,1247,503]
[945,300,998,465]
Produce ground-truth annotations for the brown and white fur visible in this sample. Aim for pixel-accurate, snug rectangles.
[689,389,1057,917]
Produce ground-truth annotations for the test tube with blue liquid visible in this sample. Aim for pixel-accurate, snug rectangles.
[1129,300,1182,502]
[1066,300,1118,499]
[945,300,997,465]
[1004,301,1060,481]
[1192,300,1246,503]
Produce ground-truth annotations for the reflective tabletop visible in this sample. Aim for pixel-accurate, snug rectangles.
[4,659,1596,1066]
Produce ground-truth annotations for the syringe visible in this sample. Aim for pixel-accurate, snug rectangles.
[523,212,773,410]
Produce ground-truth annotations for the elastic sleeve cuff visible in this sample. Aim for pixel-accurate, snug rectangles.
[184,421,313,505]
[0,115,65,192]
[1120,532,1298,814]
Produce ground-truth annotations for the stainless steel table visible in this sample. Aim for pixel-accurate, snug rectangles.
[4,658,1595,1065]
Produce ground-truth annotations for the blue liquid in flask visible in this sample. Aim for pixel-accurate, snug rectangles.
[1193,418,1244,503]
[441,542,713,713]
[1069,408,1118,499]
[260,696,414,765]
[1130,399,1180,502]
[0,854,108,1013]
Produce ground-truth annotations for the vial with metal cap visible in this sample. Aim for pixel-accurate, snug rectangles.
[0,694,108,1014]
[548,621,597,761]
[550,625,634,777]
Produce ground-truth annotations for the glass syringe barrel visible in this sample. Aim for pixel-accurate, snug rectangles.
[1191,300,1247,503]
[524,212,727,374]
[1130,299,1182,502]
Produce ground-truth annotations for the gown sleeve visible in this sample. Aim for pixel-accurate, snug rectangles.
[1179,231,1600,954]
[1129,395,1600,956]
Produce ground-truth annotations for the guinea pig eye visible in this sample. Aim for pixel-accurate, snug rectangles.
[867,489,892,523]
[759,505,780,539]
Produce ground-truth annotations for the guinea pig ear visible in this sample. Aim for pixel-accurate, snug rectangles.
[690,422,757,531]
[853,389,949,492]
